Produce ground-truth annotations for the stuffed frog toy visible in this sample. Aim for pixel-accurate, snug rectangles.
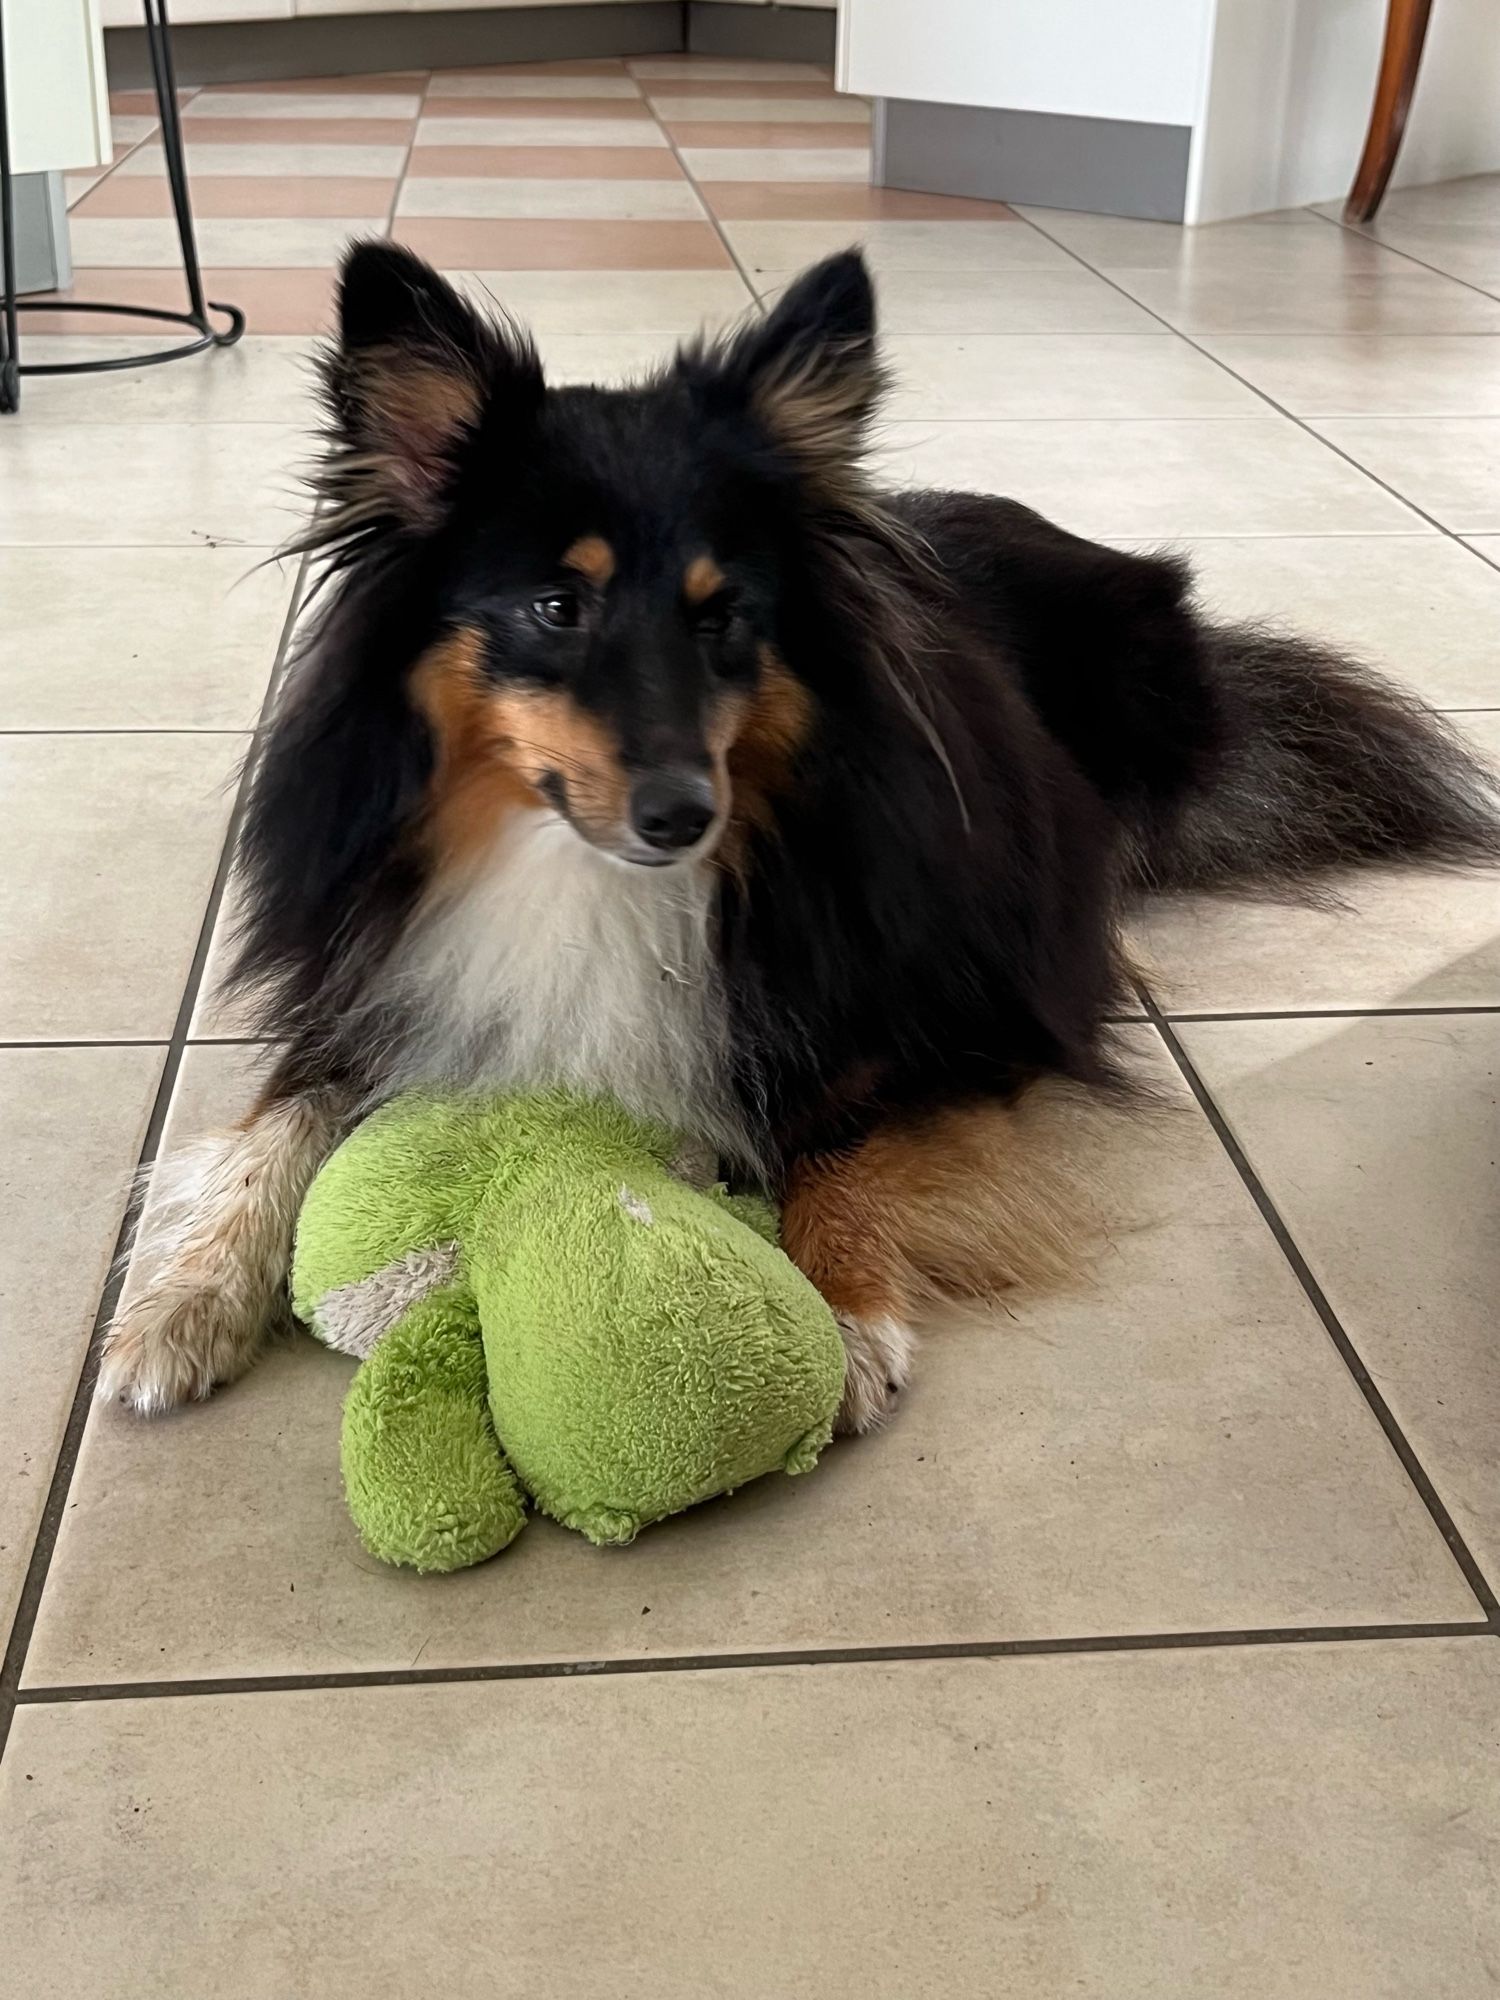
[291,1090,844,1572]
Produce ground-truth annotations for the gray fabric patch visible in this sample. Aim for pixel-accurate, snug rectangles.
[312,1240,461,1358]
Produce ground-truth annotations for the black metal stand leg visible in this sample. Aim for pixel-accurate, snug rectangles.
[144,0,208,325]
[0,0,244,413]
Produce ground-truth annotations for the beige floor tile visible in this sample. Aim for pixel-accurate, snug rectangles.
[1352,221,1500,289]
[116,141,409,178]
[428,72,642,98]
[1181,1013,1500,1577]
[6,1643,1499,1998]
[650,94,867,123]
[1197,333,1500,417]
[629,58,831,81]
[10,335,319,425]
[74,172,397,219]
[1324,173,1500,228]
[417,115,669,148]
[0,548,292,729]
[884,334,1261,420]
[66,215,378,270]
[0,735,243,1040]
[873,418,1424,539]
[1465,534,1500,568]
[395,176,706,219]
[27,1034,1478,1687]
[0,1047,162,1648]
[1309,417,1500,533]
[1126,534,1500,710]
[0,422,304,546]
[725,217,1072,272]
[1018,205,1401,274]
[762,266,1159,332]
[448,268,753,337]
[1136,715,1500,1012]
[189,89,422,119]
[1111,263,1500,335]
[678,147,871,182]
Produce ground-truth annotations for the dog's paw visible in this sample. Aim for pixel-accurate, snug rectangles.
[96,1286,258,1417]
[834,1312,916,1435]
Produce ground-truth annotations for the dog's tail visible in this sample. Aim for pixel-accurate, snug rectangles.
[1133,623,1500,896]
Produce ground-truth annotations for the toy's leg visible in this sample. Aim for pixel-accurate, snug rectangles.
[341,1283,526,1572]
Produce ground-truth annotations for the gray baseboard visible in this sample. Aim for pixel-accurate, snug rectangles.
[2,173,71,296]
[687,4,836,63]
[874,98,1191,224]
[104,3,683,89]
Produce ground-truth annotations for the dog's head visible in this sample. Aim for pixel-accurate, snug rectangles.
[315,239,886,869]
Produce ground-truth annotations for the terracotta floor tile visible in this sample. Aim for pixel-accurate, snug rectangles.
[422,95,654,122]
[109,89,194,116]
[18,267,337,338]
[698,181,1018,221]
[72,174,399,220]
[407,145,684,180]
[663,121,871,150]
[179,115,414,146]
[392,217,731,271]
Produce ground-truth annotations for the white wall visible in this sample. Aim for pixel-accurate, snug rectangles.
[839,0,1214,129]
[3,0,111,173]
[1189,0,1500,223]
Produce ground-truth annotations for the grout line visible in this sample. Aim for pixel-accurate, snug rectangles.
[14,1621,1496,1708]
[1305,204,1500,310]
[649,90,764,312]
[382,68,427,239]
[1163,1004,1500,1023]
[0,554,311,1770]
[1012,210,1489,552]
[1140,990,1500,1626]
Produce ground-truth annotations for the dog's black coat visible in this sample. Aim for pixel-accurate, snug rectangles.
[232,241,1500,1174]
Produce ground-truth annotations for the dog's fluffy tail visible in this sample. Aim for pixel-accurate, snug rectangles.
[1135,624,1500,896]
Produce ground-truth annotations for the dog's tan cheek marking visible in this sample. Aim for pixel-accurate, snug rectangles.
[722,648,816,849]
[410,629,542,873]
[492,686,632,838]
[562,535,615,587]
[683,553,725,605]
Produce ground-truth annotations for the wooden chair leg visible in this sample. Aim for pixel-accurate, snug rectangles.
[1344,0,1434,224]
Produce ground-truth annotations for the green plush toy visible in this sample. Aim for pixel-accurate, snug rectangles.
[291,1090,845,1572]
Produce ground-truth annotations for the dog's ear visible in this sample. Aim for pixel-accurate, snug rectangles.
[686,250,884,491]
[319,240,542,535]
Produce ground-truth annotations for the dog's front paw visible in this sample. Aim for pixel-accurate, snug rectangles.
[834,1312,916,1435]
[96,1285,263,1416]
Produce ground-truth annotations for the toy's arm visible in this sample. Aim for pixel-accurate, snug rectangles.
[340,1282,525,1573]
[702,1186,781,1246]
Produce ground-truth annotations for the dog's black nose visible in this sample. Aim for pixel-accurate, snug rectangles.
[629,771,717,853]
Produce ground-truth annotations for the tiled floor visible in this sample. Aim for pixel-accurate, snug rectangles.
[2,54,1499,2000]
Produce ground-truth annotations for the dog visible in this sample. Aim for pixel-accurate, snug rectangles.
[97,240,1500,1433]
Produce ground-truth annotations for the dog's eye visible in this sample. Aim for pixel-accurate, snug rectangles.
[694,595,735,638]
[531,591,580,631]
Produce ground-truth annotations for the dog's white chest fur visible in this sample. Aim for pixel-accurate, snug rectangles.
[386,811,750,1161]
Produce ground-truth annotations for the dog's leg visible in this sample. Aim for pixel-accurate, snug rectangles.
[782,1093,1092,1434]
[96,1086,348,1416]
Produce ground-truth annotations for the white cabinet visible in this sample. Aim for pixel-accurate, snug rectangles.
[2,0,111,173]
[99,0,291,20]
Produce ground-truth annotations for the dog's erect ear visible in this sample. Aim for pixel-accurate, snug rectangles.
[319,240,542,536]
[686,250,883,491]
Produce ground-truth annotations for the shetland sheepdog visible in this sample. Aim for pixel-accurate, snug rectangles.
[99,241,1500,1433]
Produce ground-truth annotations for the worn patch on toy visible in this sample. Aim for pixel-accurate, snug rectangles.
[313,1240,461,1357]
[617,1185,654,1226]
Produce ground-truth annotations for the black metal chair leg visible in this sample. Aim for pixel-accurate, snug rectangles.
[0,0,244,413]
